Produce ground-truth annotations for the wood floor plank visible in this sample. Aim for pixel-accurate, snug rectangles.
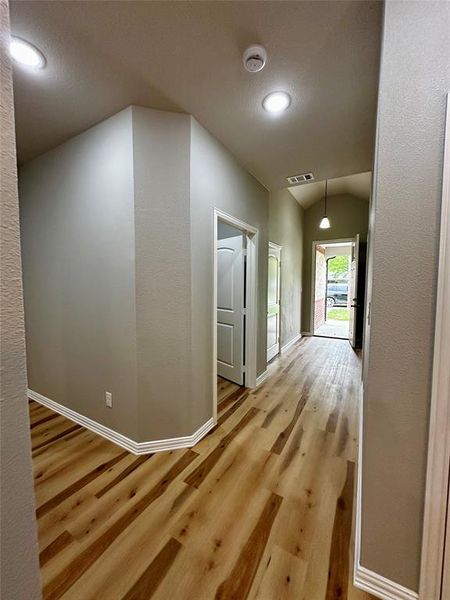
[270,435,342,564]
[298,473,345,600]
[37,488,98,552]
[31,412,61,429]
[216,389,250,427]
[217,376,242,406]
[95,455,152,499]
[43,450,198,599]
[36,451,128,518]
[34,435,122,508]
[33,424,82,452]
[270,392,308,455]
[63,452,184,544]
[217,385,247,413]
[184,407,259,488]
[38,454,189,589]
[121,538,182,600]
[61,480,192,600]
[40,531,75,567]
[249,545,307,600]
[214,492,283,599]
[33,428,97,476]
[32,427,85,458]
[152,447,279,599]
[325,461,354,600]
[29,403,51,420]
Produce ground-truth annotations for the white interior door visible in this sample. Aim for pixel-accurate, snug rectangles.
[313,245,327,333]
[348,233,360,348]
[217,234,245,385]
[267,243,281,362]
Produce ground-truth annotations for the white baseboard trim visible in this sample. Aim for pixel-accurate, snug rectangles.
[28,389,215,455]
[255,371,268,386]
[354,564,418,600]
[353,384,418,600]
[280,333,302,353]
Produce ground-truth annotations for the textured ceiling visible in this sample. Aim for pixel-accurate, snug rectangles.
[289,171,372,208]
[10,1,382,190]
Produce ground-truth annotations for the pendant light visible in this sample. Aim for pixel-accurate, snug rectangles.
[319,179,331,229]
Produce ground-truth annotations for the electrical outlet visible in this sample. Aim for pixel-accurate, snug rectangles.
[105,391,113,408]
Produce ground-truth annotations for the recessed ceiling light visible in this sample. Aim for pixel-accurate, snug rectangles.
[9,36,46,69]
[262,91,291,114]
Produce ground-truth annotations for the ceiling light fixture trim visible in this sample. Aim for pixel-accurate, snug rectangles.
[262,91,291,114]
[9,36,46,69]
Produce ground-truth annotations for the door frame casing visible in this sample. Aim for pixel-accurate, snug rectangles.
[267,241,282,362]
[419,93,450,600]
[310,237,354,335]
[212,208,258,423]
[349,233,360,348]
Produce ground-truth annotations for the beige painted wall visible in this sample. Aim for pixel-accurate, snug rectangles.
[360,0,450,591]
[134,109,269,438]
[0,2,41,596]
[131,106,192,441]
[269,189,304,348]
[302,193,369,333]
[190,118,269,431]
[20,108,139,440]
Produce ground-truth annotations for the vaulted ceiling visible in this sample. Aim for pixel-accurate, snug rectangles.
[10,0,382,191]
[289,171,372,208]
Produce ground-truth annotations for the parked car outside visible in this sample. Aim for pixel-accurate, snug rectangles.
[327,282,348,307]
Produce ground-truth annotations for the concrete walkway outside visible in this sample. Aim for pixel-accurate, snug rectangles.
[315,319,349,339]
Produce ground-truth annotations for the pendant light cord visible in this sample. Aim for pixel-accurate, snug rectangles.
[324,179,328,216]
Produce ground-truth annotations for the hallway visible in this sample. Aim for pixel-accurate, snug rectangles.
[30,337,374,600]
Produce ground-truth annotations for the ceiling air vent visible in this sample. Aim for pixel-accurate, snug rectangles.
[286,172,315,185]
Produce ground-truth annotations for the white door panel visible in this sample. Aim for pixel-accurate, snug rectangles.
[267,243,281,362]
[267,314,278,349]
[217,248,234,309]
[217,234,244,384]
[217,323,234,366]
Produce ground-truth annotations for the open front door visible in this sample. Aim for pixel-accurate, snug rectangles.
[217,234,245,385]
[267,243,281,362]
[348,233,360,348]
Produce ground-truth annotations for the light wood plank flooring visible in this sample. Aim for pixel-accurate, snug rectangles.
[217,376,242,406]
[29,337,375,600]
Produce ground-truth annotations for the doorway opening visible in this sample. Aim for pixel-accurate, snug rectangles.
[312,238,359,342]
[212,209,258,422]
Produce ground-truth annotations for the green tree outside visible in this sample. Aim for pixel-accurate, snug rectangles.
[328,255,349,280]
